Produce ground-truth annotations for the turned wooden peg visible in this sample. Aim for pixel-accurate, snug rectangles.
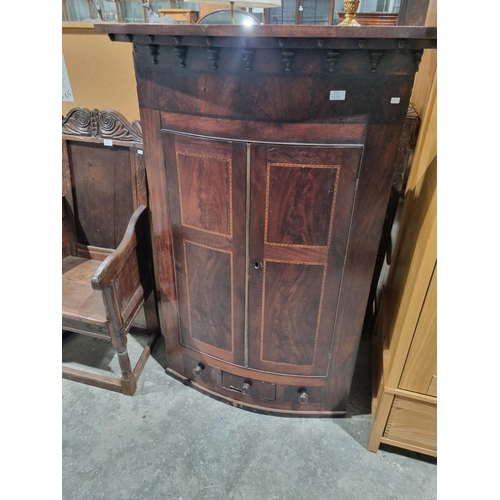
[148,44,159,64]
[242,48,256,71]
[173,35,182,45]
[398,39,406,50]
[148,35,155,43]
[282,49,296,72]
[358,39,366,48]
[370,50,384,73]
[175,46,187,68]
[317,38,325,48]
[241,37,249,47]
[413,49,424,72]
[126,34,133,42]
[207,46,220,69]
[278,37,286,48]
[205,36,213,46]
[326,50,341,72]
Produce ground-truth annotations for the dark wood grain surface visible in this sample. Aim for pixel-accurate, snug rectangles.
[68,142,133,250]
[248,144,361,377]
[162,133,246,365]
[266,166,336,247]
[261,261,324,366]
[184,240,233,352]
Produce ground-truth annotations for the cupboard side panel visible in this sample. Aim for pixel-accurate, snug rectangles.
[139,108,183,373]
[325,124,404,410]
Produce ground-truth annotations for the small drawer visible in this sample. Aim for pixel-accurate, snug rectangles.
[283,385,324,405]
[222,372,276,401]
[182,354,221,386]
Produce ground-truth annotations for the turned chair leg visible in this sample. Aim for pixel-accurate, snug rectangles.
[112,330,137,396]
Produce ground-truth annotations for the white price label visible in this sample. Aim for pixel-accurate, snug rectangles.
[390,97,401,104]
[62,54,74,102]
[104,139,113,147]
[330,90,346,101]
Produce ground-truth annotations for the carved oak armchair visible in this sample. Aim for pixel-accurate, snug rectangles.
[62,108,160,395]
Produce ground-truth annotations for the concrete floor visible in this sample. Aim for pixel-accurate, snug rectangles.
[62,326,437,500]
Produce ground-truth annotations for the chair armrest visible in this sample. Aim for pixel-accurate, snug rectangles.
[91,205,149,291]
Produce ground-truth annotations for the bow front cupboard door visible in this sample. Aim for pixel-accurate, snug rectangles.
[162,131,363,411]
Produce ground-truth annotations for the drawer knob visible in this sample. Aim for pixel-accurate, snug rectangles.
[192,364,203,376]
[241,381,252,395]
[298,391,308,404]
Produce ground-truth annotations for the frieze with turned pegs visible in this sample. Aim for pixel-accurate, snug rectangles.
[128,43,428,76]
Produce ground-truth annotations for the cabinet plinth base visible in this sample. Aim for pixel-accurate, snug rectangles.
[166,368,346,418]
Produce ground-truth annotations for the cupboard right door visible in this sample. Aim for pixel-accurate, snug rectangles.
[248,144,363,376]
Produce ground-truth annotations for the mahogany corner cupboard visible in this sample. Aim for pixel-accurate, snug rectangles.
[96,24,437,416]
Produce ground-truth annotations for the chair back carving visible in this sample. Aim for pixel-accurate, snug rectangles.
[62,108,146,259]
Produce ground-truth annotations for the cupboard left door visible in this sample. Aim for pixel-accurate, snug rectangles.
[162,132,247,365]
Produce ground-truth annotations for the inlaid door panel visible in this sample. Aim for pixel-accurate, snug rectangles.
[248,144,362,376]
[262,261,324,366]
[162,132,246,364]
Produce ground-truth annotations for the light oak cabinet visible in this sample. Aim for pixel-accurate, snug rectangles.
[399,267,437,396]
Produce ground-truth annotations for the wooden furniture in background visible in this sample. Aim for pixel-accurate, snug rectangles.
[97,23,436,416]
[62,107,160,396]
[199,4,242,19]
[337,12,398,26]
[62,0,70,21]
[159,9,200,24]
[397,0,431,26]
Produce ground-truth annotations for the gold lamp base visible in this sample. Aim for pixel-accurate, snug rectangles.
[339,0,361,26]
[230,1,236,25]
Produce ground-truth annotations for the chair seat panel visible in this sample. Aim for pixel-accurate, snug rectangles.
[62,256,108,325]
[63,255,100,281]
